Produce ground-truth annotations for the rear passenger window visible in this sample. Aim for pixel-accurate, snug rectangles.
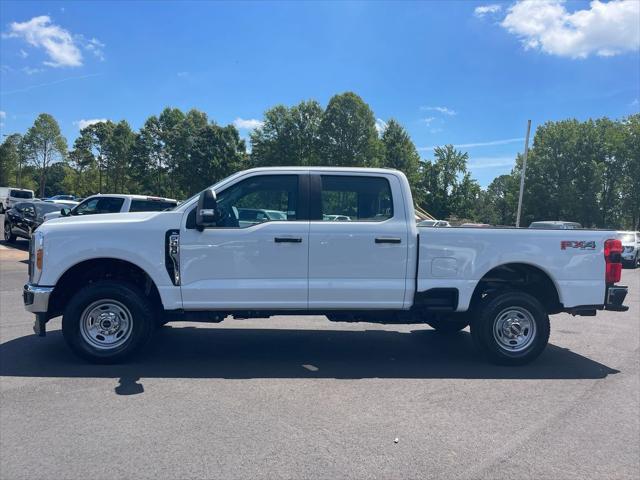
[320,175,393,222]
[130,200,177,212]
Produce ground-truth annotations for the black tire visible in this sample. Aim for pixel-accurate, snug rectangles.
[427,316,469,334]
[62,280,155,363]
[470,291,550,366]
[4,221,16,243]
[0,204,5,214]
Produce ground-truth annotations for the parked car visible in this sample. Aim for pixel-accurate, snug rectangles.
[529,220,582,229]
[323,214,351,221]
[44,195,77,202]
[4,201,64,242]
[418,219,450,227]
[23,167,628,366]
[43,194,178,222]
[0,187,35,213]
[237,208,288,227]
[618,231,639,268]
[460,222,491,228]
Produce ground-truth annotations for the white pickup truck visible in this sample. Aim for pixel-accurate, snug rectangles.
[23,167,629,365]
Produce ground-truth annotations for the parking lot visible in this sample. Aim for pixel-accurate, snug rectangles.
[1,219,638,480]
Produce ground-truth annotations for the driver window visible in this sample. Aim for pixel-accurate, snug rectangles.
[215,175,298,228]
[74,198,100,215]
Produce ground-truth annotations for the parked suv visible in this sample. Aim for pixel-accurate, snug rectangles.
[4,201,63,242]
[618,231,639,268]
[43,194,178,221]
[0,187,35,213]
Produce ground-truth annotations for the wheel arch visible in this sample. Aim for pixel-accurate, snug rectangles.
[470,262,562,314]
[48,257,164,318]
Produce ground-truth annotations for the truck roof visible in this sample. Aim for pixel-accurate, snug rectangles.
[86,193,178,202]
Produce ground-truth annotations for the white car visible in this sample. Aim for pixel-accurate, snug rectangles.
[24,167,628,365]
[618,231,639,268]
[417,219,450,227]
[43,194,178,222]
[0,187,35,213]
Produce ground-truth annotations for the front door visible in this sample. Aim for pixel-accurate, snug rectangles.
[180,172,309,310]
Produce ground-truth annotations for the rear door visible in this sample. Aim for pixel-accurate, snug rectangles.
[308,172,409,309]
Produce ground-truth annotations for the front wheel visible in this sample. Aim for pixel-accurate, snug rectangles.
[4,222,16,243]
[471,291,550,366]
[62,280,155,363]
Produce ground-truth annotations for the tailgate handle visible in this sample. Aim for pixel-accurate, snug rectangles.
[375,237,402,244]
[274,237,302,243]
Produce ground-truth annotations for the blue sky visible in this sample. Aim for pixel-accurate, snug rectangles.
[1,0,638,187]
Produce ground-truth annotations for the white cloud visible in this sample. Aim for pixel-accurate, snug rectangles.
[474,4,503,18]
[631,98,639,107]
[84,37,105,61]
[421,106,457,116]
[5,16,83,67]
[419,137,524,151]
[422,117,436,125]
[233,118,264,130]
[74,118,107,130]
[19,48,28,58]
[0,111,6,119]
[500,0,640,58]
[22,66,43,75]
[375,118,388,135]
[177,71,189,77]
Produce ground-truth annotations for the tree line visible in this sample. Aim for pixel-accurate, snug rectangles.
[0,92,638,229]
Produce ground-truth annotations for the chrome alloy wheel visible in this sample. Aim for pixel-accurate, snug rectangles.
[79,299,133,350]
[492,307,537,353]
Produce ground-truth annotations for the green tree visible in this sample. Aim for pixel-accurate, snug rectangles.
[319,92,381,167]
[419,145,470,219]
[250,100,323,167]
[380,119,421,202]
[0,133,22,186]
[21,114,67,197]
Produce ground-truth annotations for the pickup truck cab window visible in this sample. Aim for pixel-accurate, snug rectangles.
[320,175,393,222]
[74,197,124,215]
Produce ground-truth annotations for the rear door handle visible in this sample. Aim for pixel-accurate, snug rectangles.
[274,237,302,243]
[375,237,402,244]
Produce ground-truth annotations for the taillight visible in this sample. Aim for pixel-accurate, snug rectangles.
[604,239,622,284]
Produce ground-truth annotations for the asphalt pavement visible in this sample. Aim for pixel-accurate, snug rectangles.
[1,220,638,480]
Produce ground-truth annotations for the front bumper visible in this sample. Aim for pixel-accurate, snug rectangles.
[23,283,54,314]
[605,285,628,312]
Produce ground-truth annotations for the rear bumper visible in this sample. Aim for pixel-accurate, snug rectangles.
[605,285,628,312]
[23,283,53,314]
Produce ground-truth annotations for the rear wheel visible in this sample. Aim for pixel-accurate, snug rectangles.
[62,280,155,363]
[427,316,469,333]
[471,291,550,365]
[4,222,16,243]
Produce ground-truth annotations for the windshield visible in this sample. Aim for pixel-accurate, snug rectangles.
[10,190,33,199]
[36,202,65,216]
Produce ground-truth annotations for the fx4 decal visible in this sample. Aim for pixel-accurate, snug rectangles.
[561,240,596,250]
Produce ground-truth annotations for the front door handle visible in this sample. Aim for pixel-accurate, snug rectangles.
[274,237,302,243]
[375,237,401,244]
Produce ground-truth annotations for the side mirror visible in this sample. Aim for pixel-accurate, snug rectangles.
[195,189,218,230]
[60,207,71,217]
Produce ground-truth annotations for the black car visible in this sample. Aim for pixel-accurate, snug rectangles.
[3,201,63,243]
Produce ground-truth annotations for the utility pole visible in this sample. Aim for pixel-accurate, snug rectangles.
[516,120,531,228]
